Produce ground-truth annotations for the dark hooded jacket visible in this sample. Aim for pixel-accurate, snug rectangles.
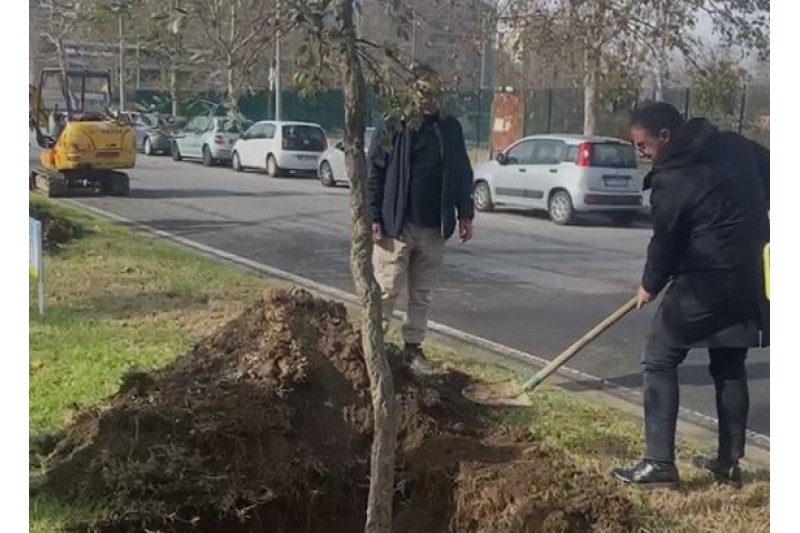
[643,118,770,348]
[366,114,475,240]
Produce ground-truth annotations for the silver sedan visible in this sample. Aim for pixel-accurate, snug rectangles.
[317,127,376,187]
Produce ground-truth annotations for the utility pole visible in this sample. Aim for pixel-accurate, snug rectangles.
[275,0,283,121]
[119,14,125,111]
[135,33,141,90]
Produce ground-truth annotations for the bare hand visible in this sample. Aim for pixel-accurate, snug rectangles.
[371,222,384,243]
[636,285,654,309]
[458,218,474,243]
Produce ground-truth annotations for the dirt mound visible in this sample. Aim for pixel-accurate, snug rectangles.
[35,287,633,532]
[29,204,84,251]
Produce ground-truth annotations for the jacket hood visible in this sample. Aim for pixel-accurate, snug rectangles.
[653,117,719,171]
[642,117,719,190]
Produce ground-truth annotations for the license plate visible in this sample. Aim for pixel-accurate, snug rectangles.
[298,155,315,161]
[603,176,630,187]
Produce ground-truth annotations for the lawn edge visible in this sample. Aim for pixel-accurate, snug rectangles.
[53,197,769,469]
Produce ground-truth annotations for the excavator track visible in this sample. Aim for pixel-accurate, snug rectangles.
[31,168,68,198]
[99,171,131,197]
[30,168,130,198]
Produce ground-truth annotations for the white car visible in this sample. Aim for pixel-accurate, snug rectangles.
[317,127,376,187]
[473,134,646,225]
[231,120,328,177]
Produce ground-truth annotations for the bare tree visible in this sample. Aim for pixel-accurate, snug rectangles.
[182,0,277,113]
[502,0,769,134]
[34,0,91,88]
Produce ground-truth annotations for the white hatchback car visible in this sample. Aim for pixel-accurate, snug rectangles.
[317,127,376,187]
[473,134,646,225]
[231,121,328,177]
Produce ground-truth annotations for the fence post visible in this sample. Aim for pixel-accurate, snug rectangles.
[477,89,483,149]
[546,89,553,134]
[738,86,747,135]
[683,88,690,119]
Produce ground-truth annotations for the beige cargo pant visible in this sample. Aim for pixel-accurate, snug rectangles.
[373,224,446,345]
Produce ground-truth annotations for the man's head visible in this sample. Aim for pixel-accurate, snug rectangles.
[411,64,441,115]
[629,102,685,160]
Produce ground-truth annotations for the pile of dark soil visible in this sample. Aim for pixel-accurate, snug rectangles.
[34,287,633,532]
[29,204,84,252]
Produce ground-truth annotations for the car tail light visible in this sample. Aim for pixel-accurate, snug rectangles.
[214,134,225,145]
[576,142,592,167]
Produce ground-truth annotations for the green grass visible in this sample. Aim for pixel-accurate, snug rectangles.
[29,196,269,531]
[29,196,265,434]
[29,196,768,532]
[421,351,770,532]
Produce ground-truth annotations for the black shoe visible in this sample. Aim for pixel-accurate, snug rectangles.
[610,460,680,489]
[692,455,742,487]
[403,343,437,376]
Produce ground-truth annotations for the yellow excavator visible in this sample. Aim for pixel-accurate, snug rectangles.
[30,68,136,197]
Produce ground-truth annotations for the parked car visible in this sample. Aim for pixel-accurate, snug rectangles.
[316,127,376,187]
[123,112,182,156]
[473,134,646,226]
[231,120,328,177]
[172,116,249,166]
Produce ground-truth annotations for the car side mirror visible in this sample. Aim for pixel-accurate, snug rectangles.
[240,132,248,140]
[495,152,507,165]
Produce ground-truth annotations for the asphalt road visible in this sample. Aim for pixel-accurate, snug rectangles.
[30,148,770,437]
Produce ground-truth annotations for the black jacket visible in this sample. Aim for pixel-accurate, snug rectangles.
[367,115,475,240]
[644,118,770,348]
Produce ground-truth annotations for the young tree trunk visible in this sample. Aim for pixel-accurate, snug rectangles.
[226,2,237,112]
[169,64,178,116]
[583,49,599,135]
[654,64,664,101]
[653,43,667,101]
[339,1,396,531]
[226,53,236,111]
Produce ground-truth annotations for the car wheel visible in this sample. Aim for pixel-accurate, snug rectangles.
[202,145,214,167]
[266,154,280,178]
[473,181,495,212]
[549,190,575,226]
[144,137,152,156]
[232,151,243,172]
[171,142,182,161]
[319,161,336,187]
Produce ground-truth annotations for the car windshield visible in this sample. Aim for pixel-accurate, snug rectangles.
[140,114,159,128]
[590,143,638,169]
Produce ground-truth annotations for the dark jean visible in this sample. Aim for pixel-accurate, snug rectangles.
[643,340,749,464]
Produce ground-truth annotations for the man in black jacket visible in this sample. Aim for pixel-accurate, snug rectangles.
[367,70,475,375]
[611,102,769,489]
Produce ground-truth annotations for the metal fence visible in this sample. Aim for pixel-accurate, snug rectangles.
[521,86,770,147]
[133,83,769,149]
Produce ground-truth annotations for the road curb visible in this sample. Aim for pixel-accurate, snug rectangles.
[62,199,770,462]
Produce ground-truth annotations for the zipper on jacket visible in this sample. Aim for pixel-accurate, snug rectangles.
[433,121,447,238]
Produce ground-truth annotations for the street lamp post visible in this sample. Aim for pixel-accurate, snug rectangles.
[274,0,282,121]
[119,14,125,111]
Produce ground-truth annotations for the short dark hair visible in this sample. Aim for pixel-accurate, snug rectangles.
[630,101,685,135]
